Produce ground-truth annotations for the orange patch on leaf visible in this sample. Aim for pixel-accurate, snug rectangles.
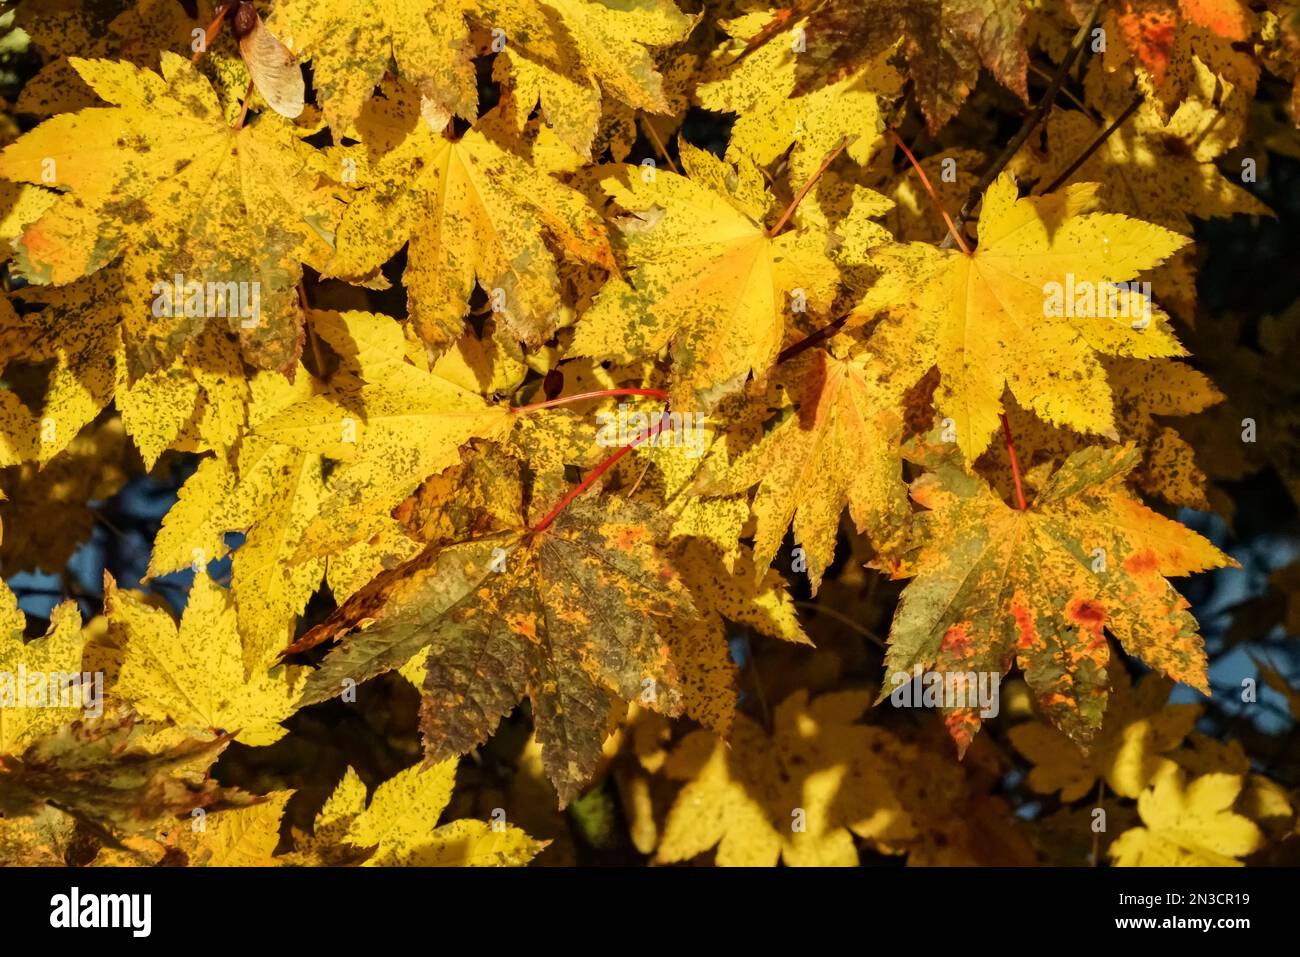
[1122,548,1160,576]
[1179,0,1249,40]
[1117,1,1179,85]
[505,612,539,641]
[1010,597,1038,651]
[941,622,972,656]
[944,708,979,759]
[611,526,648,553]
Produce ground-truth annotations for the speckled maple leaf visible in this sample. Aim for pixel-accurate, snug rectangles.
[877,444,1233,754]
[293,491,692,806]
[775,0,1031,133]
[858,173,1190,463]
[0,53,340,376]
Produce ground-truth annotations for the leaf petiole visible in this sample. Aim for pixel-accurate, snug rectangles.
[509,388,669,415]
[1000,413,1028,511]
[530,412,670,533]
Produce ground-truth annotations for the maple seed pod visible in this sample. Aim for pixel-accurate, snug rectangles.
[233,2,306,120]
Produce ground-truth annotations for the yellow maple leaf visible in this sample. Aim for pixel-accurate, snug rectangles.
[106,572,306,747]
[572,142,840,409]
[663,539,810,735]
[700,348,910,592]
[328,85,613,350]
[145,365,325,663]
[148,454,238,580]
[304,762,544,866]
[0,589,85,757]
[1009,670,1201,801]
[859,173,1189,462]
[254,311,511,559]
[0,807,74,867]
[1,270,249,467]
[12,0,243,118]
[1012,61,1270,318]
[0,419,132,573]
[297,492,693,806]
[177,791,294,867]
[1109,767,1262,866]
[0,280,117,465]
[696,12,900,182]
[483,0,696,158]
[980,357,1224,509]
[224,370,329,664]
[268,0,479,136]
[656,690,915,866]
[0,181,55,259]
[0,52,340,374]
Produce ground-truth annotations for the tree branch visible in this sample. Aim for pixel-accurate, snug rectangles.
[939,2,1103,248]
[1039,94,1143,194]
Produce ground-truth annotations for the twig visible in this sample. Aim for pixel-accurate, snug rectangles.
[776,313,850,364]
[1040,94,1143,194]
[1029,63,1097,120]
[191,1,233,62]
[625,457,654,498]
[92,508,127,540]
[1091,778,1106,866]
[743,635,773,733]
[639,116,679,175]
[794,600,886,650]
[297,280,328,376]
[939,2,1102,249]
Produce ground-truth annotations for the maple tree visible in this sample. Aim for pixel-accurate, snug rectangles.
[0,0,1296,872]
